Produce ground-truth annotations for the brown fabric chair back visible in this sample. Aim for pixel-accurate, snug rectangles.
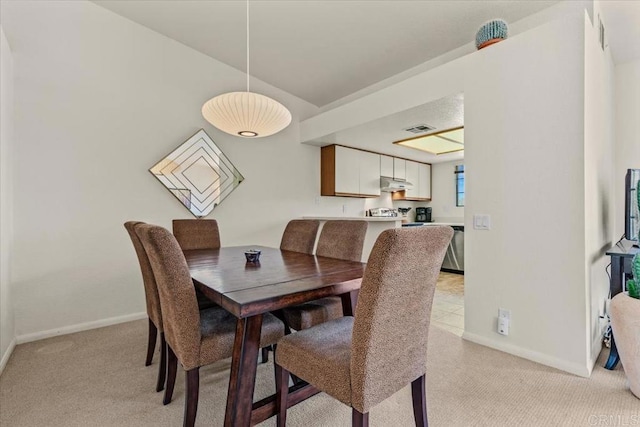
[124,221,163,330]
[280,220,320,254]
[350,226,453,413]
[172,219,221,251]
[315,220,367,262]
[136,224,201,369]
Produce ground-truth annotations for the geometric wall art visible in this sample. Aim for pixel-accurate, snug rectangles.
[149,129,244,217]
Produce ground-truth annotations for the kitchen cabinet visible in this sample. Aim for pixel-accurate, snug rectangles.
[380,155,394,178]
[393,160,431,201]
[393,158,406,180]
[418,163,431,199]
[321,145,381,197]
[360,150,383,196]
[334,146,360,195]
[404,160,419,199]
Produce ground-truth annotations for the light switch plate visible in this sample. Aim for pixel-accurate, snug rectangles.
[473,214,491,230]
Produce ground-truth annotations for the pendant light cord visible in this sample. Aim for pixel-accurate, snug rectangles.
[246,0,250,92]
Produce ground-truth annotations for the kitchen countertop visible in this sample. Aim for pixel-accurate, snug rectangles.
[302,216,402,222]
[403,222,465,227]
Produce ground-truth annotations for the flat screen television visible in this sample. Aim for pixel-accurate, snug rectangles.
[625,169,640,242]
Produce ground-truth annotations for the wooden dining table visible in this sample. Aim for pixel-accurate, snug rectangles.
[184,245,365,427]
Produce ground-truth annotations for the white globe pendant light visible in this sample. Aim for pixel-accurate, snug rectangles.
[202,0,291,138]
[202,91,291,138]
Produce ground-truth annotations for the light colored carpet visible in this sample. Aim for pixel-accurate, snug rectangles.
[1,320,638,426]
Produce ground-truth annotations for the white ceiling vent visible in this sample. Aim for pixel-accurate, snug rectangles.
[403,124,435,134]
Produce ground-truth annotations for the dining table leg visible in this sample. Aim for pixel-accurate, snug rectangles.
[224,314,264,427]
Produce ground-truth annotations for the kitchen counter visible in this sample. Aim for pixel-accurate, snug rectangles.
[403,222,464,227]
[302,216,402,222]
[301,216,401,262]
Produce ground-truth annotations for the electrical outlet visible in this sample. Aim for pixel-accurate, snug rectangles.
[498,317,510,336]
[342,204,347,214]
[498,308,510,336]
[314,196,321,206]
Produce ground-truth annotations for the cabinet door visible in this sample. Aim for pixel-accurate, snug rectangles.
[418,163,431,200]
[359,150,381,197]
[334,146,360,195]
[394,158,406,180]
[405,160,420,199]
[380,155,394,178]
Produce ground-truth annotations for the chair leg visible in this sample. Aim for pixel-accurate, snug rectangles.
[411,374,429,427]
[275,363,289,427]
[352,409,369,427]
[163,345,178,405]
[184,368,200,427]
[146,318,157,366]
[156,333,167,392]
[261,345,270,363]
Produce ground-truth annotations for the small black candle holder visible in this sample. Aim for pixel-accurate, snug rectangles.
[244,249,261,263]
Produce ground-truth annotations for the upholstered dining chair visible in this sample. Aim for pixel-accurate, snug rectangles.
[282,220,367,331]
[279,219,320,254]
[124,221,167,392]
[172,218,221,251]
[135,223,285,427]
[124,221,219,393]
[274,226,453,427]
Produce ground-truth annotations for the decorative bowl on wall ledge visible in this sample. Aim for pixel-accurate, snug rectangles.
[475,19,509,50]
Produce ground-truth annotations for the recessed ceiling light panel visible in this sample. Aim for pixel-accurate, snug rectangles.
[394,126,464,155]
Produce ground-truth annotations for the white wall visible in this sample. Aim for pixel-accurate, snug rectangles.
[584,8,615,367]
[613,59,640,236]
[0,0,395,340]
[427,160,464,222]
[0,26,16,373]
[464,16,590,376]
[300,13,597,376]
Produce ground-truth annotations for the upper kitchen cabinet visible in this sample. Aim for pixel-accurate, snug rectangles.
[321,145,381,198]
[394,160,431,201]
[381,156,407,181]
[380,155,394,178]
[393,158,406,180]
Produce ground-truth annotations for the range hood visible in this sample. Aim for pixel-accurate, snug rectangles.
[380,177,414,192]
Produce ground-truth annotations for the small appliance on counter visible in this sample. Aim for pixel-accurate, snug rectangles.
[397,207,412,223]
[415,207,432,223]
[368,207,398,217]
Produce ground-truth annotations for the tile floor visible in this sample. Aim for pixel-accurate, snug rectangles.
[432,272,464,336]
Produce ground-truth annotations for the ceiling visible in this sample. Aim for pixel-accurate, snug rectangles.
[311,93,465,164]
[599,1,640,64]
[93,0,560,107]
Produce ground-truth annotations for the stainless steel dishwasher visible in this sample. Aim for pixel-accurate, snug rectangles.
[441,226,464,274]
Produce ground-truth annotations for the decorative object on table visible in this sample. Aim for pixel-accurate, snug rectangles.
[149,129,243,218]
[244,249,261,263]
[201,0,291,138]
[475,19,508,50]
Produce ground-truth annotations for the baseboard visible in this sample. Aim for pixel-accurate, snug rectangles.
[16,312,147,344]
[462,331,591,378]
[0,337,16,377]
[589,335,604,375]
